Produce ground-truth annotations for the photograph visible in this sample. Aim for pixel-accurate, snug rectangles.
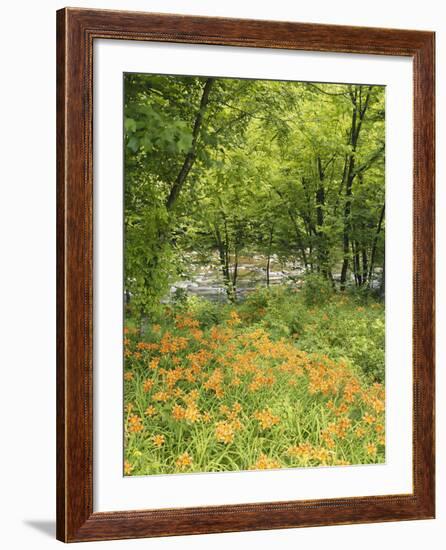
[0,0,439,546]
[122,73,386,476]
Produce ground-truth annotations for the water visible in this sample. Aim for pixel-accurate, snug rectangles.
[169,253,304,302]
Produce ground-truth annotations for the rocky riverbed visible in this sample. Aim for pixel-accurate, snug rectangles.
[169,253,304,302]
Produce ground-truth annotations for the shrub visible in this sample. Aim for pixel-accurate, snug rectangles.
[262,290,308,338]
[301,272,333,306]
[239,287,272,323]
[186,295,228,328]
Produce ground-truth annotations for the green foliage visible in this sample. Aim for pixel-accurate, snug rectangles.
[238,287,271,322]
[180,295,228,328]
[300,273,334,306]
[238,287,308,340]
[344,318,385,382]
[295,296,385,383]
[239,286,384,383]
[123,75,385,316]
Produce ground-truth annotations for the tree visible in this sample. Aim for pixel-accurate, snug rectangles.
[123,75,386,315]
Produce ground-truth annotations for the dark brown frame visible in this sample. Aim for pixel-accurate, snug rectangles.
[57,7,435,542]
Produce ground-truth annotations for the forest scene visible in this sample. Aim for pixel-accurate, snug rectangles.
[123,73,386,476]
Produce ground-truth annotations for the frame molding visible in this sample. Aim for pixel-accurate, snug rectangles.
[56,7,435,542]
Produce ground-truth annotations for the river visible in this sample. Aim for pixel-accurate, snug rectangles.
[169,253,304,302]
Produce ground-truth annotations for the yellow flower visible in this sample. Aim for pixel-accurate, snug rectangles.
[203,368,224,398]
[127,414,143,433]
[334,416,351,438]
[249,372,276,392]
[321,434,335,449]
[334,458,351,466]
[287,443,313,460]
[173,387,184,398]
[334,403,349,416]
[153,391,169,402]
[188,327,204,341]
[312,447,332,464]
[124,460,133,475]
[215,421,235,444]
[365,442,377,456]
[175,451,193,470]
[254,409,280,430]
[371,398,385,413]
[166,367,183,388]
[219,404,231,416]
[152,434,165,448]
[250,453,281,470]
[145,405,156,417]
[172,404,186,421]
[355,426,366,438]
[363,412,376,425]
[124,371,134,381]
[185,404,201,423]
[184,389,200,405]
[227,310,241,326]
[143,378,154,392]
[175,315,200,330]
[326,400,335,411]
[230,418,243,432]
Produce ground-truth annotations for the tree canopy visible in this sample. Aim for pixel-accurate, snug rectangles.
[124,74,385,317]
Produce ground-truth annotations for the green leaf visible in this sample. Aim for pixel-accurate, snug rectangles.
[125,117,137,133]
[127,136,139,152]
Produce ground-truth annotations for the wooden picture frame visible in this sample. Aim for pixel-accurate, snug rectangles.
[56,7,435,542]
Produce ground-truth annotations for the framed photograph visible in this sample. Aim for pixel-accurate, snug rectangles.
[56,7,435,542]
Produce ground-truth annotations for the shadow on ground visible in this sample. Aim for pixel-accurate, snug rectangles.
[24,520,56,538]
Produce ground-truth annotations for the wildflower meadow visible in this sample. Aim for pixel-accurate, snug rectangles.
[124,286,385,475]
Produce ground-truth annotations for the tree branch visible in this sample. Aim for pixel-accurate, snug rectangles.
[166,77,215,210]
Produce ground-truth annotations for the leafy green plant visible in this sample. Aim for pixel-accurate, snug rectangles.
[301,273,333,306]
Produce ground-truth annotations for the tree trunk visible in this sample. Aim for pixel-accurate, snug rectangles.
[166,78,215,210]
[362,247,368,286]
[368,203,385,286]
[340,150,355,289]
[232,249,239,296]
[215,227,234,303]
[136,79,215,317]
[275,189,308,270]
[353,241,362,286]
[266,225,274,287]
[315,156,332,280]
[379,255,385,299]
[223,217,236,303]
[340,86,372,290]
